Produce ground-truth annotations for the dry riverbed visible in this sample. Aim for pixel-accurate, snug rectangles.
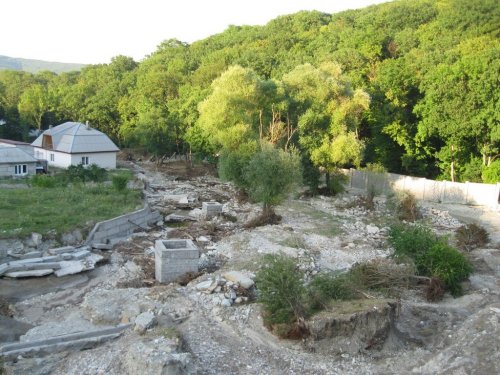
[1,160,499,374]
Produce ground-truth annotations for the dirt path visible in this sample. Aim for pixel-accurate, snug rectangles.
[421,201,500,245]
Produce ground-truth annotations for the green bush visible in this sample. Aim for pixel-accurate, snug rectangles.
[326,170,348,195]
[112,175,129,192]
[424,242,473,297]
[243,144,302,210]
[218,149,253,188]
[388,224,472,297]
[306,272,356,312]
[30,174,56,188]
[63,164,108,183]
[482,160,500,183]
[301,155,321,195]
[255,254,306,327]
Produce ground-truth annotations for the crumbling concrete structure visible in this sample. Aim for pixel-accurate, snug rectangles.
[201,201,223,220]
[154,239,199,283]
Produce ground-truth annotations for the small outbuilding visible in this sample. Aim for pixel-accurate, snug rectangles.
[32,122,119,169]
[0,145,38,177]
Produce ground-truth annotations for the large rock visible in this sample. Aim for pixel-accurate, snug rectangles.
[222,271,254,289]
[82,288,159,325]
[123,338,194,375]
[134,311,157,334]
[306,299,399,355]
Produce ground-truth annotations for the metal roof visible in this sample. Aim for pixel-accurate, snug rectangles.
[31,122,119,153]
[0,146,38,164]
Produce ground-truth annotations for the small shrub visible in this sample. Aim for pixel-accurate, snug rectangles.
[30,174,56,188]
[326,170,348,196]
[255,254,306,329]
[424,242,473,297]
[388,224,439,275]
[455,223,489,251]
[363,163,387,173]
[391,190,421,221]
[358,184,377,210]
[306,272,356,312]
[86,164,108,182]
[218,149,253,189]
[112,175,129,192]
[389,223,473,297]
[481,160,500,184]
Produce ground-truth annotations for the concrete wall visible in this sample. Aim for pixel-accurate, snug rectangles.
[34,148,117,169]
[70,152,117,169]
[0,162,37,177]
[86,205,162,245]
[344,169,500,210]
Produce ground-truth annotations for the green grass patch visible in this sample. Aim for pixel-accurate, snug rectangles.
[0,185,142,239]
[388,223,473,297]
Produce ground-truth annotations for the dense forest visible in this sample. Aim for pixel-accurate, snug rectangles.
[0,0,498,183]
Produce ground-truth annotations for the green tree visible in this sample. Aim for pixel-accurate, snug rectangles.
[243,144,302,212]
[18,84,50,130]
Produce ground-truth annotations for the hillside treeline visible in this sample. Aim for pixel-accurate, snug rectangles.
[0,0,498,182]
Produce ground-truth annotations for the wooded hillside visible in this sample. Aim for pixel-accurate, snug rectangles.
[0,0,498,182]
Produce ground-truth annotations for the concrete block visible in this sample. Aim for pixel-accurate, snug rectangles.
[202,202,223,219]
[155,239,199,283]
[6,269,54,278]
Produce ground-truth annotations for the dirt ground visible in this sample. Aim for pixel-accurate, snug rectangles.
[1,160,499,375]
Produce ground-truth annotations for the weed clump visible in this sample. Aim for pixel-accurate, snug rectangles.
[389,224,473,298]
[455,223,489,251]
[255,254,307,337]
[391,190,421,221]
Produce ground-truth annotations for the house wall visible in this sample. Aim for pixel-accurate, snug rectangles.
[70,152,116,169]
[0,162,37,177]
[34,148,117,169]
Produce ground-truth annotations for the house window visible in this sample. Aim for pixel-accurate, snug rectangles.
[14,164,27,175]
[81,156,89,165]
[50,153,54,162]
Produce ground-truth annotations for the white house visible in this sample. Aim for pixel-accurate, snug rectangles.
[31,122,119,169]
[0,145,38,177]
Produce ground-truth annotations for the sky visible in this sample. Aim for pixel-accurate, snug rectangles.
[1,0,391,65]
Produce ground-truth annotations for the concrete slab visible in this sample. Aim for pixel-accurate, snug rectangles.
[5,269,54,278]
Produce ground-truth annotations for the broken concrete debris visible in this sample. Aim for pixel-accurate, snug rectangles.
[155,239,199,283]
[202,201,223,220]
[0,324,131,359]
[134,311,157,334]
[194,271,255,307]
[0,245,103,278]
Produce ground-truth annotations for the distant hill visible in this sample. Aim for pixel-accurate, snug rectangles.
[0,55,85,73]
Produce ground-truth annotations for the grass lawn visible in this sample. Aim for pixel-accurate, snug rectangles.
[0,184,143,239]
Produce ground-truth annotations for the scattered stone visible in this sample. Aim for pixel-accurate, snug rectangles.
[195,280,215,292]
[92,243,113,250]
[31,233,43,247]
[165,214,196,223]
[221,299,232,307]
[366,225,380,235]
[134,311,157,333]
[124,339,193,375]
[222,271,254,289]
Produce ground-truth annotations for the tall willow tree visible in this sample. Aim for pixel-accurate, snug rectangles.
[283,63,370,188]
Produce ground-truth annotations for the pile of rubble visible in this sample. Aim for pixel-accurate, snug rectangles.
[0,245,103,278]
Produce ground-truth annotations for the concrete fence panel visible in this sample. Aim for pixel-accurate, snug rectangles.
[345,169,499,210]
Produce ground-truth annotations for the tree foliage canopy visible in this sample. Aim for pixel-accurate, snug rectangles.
[1,0,498,182]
